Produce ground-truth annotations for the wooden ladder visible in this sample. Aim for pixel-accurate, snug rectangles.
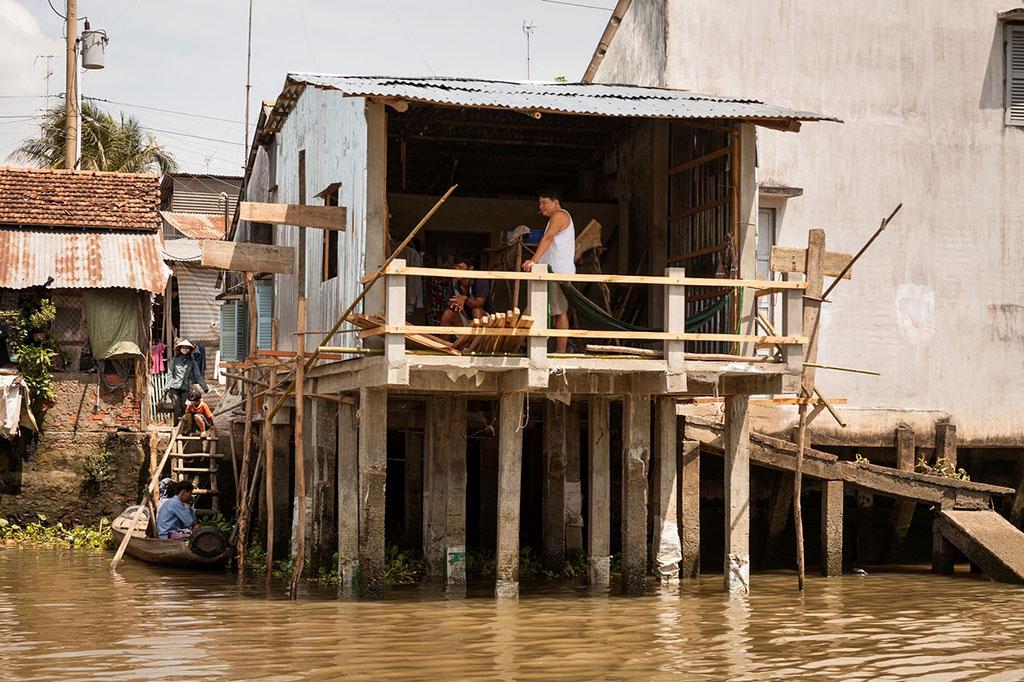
[170,433,221,515]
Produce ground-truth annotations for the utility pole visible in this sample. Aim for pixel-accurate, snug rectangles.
[243,0,254,162]
[64,0,78,169]
[523,20,537,80]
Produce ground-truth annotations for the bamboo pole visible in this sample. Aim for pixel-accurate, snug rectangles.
[266,185,457,423]
[265,320,277,585]
[803,362,880,376]
[236,273,259,572]
[111,424,181,571]
[290,298,308,598]
[821,204,902,301]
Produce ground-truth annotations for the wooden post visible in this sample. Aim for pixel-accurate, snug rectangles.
[384,258,408,384]
[289,298,307,598]
[680,439,700,579]
[527,263,548,383]
[496,392,524,599]
[423,397,447,580]
[404,429,424,549]
[724,394,750,595]
[564,404,584,556]
[621,395,651,596]
[886,425,917,563]
[236,273,259,571]
[820,480,843,577]
[264,321,278,583]
[542,400,566,572]
[358,386,388,599]
[337,400,359,595]
[935,421,958,471]
[653,397,681,581]
[663,267,687,392]
[587,396,611,588]
[651,121,669,327]
[311,396,338,573]
[782,274,805,373]
[445,396,468,592]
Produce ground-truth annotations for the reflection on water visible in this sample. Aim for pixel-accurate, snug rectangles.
[3,548,1024,680]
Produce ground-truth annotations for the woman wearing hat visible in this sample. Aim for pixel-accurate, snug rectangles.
[168,339,208,425]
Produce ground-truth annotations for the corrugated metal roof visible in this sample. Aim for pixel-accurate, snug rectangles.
[162,237,203,262]
[0,228,171,293]
[269,74,839,130]
[161,211,226,240]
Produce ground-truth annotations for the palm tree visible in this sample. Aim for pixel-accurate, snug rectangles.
[10,101,178,174]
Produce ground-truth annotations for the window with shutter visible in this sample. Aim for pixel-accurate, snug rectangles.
[218,301,250,362]
[255,279,274,349]
[1007,24,1024,126]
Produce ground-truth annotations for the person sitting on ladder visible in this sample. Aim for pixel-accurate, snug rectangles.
[182,387,214,438]
[522,188,575,353]
[167,339,208,425]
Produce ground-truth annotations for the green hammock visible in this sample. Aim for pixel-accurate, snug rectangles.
[559,282,732,333]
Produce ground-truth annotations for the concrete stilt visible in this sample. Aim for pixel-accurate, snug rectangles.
[855,490,875,565]
[935,421,958,470]
[587,396,611,588]
[764,474,793,566]
[336,402,359,594]
[270,421,292,561]
[479,436,498,551]
[311,398,338,573]
[820,480,843,576]
[653,398,680,581]
[723,394,750,596]
[423,398,447,580]
[932,521,955,575]
[496,393,524,599]
[565,403,584,557]
[621,394,651,596]
[445,396,468,591]
[680,439,700,579]
[357,387,388,600]
[542,400,566,572]
[404,429,424,549]
[887,425,916,563]
[291,396,315,563]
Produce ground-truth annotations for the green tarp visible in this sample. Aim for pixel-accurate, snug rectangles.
[82,290,143,359]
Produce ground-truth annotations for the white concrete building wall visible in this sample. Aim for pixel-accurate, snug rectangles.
[597,0,1024,444]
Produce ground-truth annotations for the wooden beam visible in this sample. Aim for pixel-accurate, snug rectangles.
[362,324,807,345]
[667,146,730,176]
[771,245,853,279]
[239,201,348,230]
[200,240,295,274]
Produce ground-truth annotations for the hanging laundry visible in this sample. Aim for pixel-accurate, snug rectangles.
[152,341,166,374]
[194,343,207,375]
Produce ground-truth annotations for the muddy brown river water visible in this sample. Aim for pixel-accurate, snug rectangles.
[3,549,1024,680]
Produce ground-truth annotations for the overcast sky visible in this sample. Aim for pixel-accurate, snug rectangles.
[0,0,613,175]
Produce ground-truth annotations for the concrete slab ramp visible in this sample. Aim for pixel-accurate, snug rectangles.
[936,510,1024,585]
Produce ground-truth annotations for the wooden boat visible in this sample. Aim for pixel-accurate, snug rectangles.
[111,506,233,569]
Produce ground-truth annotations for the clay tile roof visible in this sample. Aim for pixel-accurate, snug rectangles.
[161,211,226,240]
[0,166,161,231]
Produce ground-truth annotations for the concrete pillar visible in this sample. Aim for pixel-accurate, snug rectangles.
[542,400,566,572]
[496,393,524,599]
[935,421,958,471]
[587,396,611,588]
[680,439,700,579]
[723,394,750,595]
[270,422,292,561]
[478,435,498,551]
[445,396,468,592]
[565,403,584,556]
[653,398,680,581]
[764,474,793,565]
[423,398,447,580]
[311,398,338,573]
[337,402,359,594]
[403,429,424,549]
[291,396,315,563]
[621,395,651,596]
[932,522,955,575]
[820,480,843,577]
[887,425,916,563]
[855,490,875,566]
[357,387,388,600]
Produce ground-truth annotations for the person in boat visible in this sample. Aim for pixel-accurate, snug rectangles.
[167,339,208,425]
[522,188,575,353]
[440,253,495,327]
[182,387,214,437]
[157,477,174,510]
[156,480,196,539]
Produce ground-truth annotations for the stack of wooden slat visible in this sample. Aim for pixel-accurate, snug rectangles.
[346,312,461,355]
[455,308,533,354]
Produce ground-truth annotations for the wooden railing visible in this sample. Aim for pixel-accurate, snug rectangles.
[360,261,808,377]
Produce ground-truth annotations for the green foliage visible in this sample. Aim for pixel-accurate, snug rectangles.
[554,74,568,82]
[0,516,111,549]
[1,299,63,403]
[10,101,178,173]
[466,548,497,579]
[917,456,970,481]
[81,449,116,496]
[384,545,424,588]
[202,512,234,533]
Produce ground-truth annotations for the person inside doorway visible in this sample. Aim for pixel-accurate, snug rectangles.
[167,339,208,425]
[156,480,196,539]
[182,387,214,437]
[522,188,575,353]
[440,253,495,327]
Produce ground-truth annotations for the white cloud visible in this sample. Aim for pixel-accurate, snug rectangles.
[0,0,63,96]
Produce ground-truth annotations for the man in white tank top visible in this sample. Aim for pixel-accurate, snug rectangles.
[523,189,575,353]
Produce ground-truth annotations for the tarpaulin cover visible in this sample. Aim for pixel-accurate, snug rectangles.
[83,290,143,359]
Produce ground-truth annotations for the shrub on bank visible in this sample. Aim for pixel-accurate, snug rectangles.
[0,515,112,549]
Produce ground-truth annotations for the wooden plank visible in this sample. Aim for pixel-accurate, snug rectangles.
[200,240,295,274]
[666,242,726,265]
[378,265,808,290]
[668,196,729,222]
[362,324,807,345]
[770,245,853,279]
[239,201,348,230]
[667,145,730,176]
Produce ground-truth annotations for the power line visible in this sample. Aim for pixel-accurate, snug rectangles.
[146,126,245,146]
[383,0,435,75]
[297,0,321,70]
[47,0,66,20]
[540,0,614,10]
[83,96,244,124]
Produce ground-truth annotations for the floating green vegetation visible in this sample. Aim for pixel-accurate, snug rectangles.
[0,515,112,549]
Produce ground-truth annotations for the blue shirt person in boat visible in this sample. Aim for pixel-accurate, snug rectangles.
[157,481,197,539]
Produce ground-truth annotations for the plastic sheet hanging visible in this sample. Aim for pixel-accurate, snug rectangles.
[82,290,144,359]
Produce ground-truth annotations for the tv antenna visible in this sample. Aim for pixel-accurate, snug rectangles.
[35,54,56,100]
[522,20,537,80]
